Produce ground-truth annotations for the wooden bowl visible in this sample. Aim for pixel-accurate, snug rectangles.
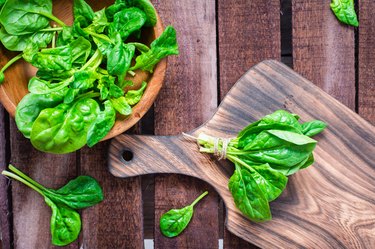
[0,0,166,141]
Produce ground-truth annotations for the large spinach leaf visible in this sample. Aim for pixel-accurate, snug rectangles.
[108,7,146,41]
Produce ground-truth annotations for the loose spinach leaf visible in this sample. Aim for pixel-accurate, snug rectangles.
[56,26,74,46]
[130,26,179,72]
[0,0,53,35]
[331,0,359,27]
[228,165,271,222]
[125,81,147,105]
[1,165,104,246]
[70,37,92,65]
[0,26,53,51]
[44,176,104,209]
[28,77,65,94]
[301,120,327,137]
[15,91,66,138]
[26,46,73,71]
[85,8,109,33]
[73,0,95,28]
[110,96,132,116]
[87,101,116,147]
[30,98,100,154]
[45,197,81,246]
[160,191,208,237]
[70,71,97,91]
[117,0,157,27]
[108,7,147,41]
[64,89,80,104]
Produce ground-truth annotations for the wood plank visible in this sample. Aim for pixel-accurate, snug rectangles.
[152,0,219,248]
[109,60,375,248]
[0,106,11,249]
[358,0,375,124]
[9,121,78,249]
[217,0,281,247]
[292,0,356,110]
[80,142,144,249]
[218,0,281,100]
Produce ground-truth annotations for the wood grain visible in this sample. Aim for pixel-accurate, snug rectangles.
[358,0,375,124]
[80,142,143,249]
[151,0,219,248]
[0,106,11,249]
[218,0,281,100]
[292,0,356,110]
[218,0,280,247]
[109,60,375,248]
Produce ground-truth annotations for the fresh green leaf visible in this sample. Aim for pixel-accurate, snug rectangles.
[125,81,147,105]
[0,0,53,35]
[30,98,100,154]
[73,0,94,27]
[86,8,109,33]
[108,7,147,41]
[26,46,73,71]
[15,91,66,138]
[160,191,208,237]
[56,26,74,46]
[45,197,81,246]
[0,26,53,51]
[128,42,150,53]
[110,96,132,116]
[70,71,97,91]
[64,89,80,104]
[301,120,327,137]
[130,26,179,72]
[87,101,116,147]
[248,164,288,201]
[120,0,157,27]
[228,165,271,222]
[70,37,92,65]
[28,77,65,94]
[331,0,359,27]
[44,176,104,209]
[107,35,135,77]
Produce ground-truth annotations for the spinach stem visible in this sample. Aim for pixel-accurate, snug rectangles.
[128,70,136,77]
[2,171,45,197]
[227,155,253,172]
[36,12,67,27]
[8,165,47,191]
[52,32,56,48]
[81,50,102,71]
[40,27,64,32]
[85,30,113,44]
[190,191,208,207]
[0,53,23,74]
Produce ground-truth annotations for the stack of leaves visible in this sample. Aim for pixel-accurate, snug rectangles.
[2,165,104,246]
[195,110,327,222]
[0,0,179,154]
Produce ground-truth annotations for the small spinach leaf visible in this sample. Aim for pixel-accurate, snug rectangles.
[125,81,147,105]
[160,191,208,237]
[108,7,146,41]
[331,0,359,27]
[110,96,132,116]
[73,0,95,28]
[301,120,327,137]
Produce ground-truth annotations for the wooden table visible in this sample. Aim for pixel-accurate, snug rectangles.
[0,0,374,248]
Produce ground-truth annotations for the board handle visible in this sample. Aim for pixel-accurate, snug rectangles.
[108,134,205,179]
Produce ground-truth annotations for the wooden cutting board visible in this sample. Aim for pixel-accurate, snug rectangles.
[108,60,375,248]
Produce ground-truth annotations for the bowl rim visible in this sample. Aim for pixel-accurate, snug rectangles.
[0,14,167,142]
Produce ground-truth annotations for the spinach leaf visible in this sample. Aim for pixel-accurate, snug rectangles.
[73,0,95,28]
[116,0,157,27]
[301,120,327,137]
[56,26,74,46]
[37,69,75,82]
[130,26,179,72]
[125,81,147,105]
[85,8,109,33]
[107,35,135,79]
[30,98,100,154]
[64,89,80,104]
[0,0,65,35]
[110,96,132,116]
[87,101,116,147]
[45,197,81,246]
[128,42,150,53]
[108,7,147,41]
[228,165,271,222]
[92,36,112,54]
[160,191,208,237]
[70,71,97,91]
[1,165,104,246]
[44,176,104,209]
[28,77,66,94]
[248,164,288,201]
[331,0,359,27]
[26,46,73,71]
[70,37,92,65]
[15,91,66,138]
[0,26,53,51]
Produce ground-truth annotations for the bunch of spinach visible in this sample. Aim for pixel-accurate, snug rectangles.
[160,191,208,237]
[330,0,359,27]
[195,110,327,222]
[0,0,179,154]
[2,164,104,246]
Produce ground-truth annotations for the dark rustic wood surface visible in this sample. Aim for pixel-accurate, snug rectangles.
[152,0,219,248]
[218,0,281,247]
[109,60,375,248]
[0,0,375,248]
